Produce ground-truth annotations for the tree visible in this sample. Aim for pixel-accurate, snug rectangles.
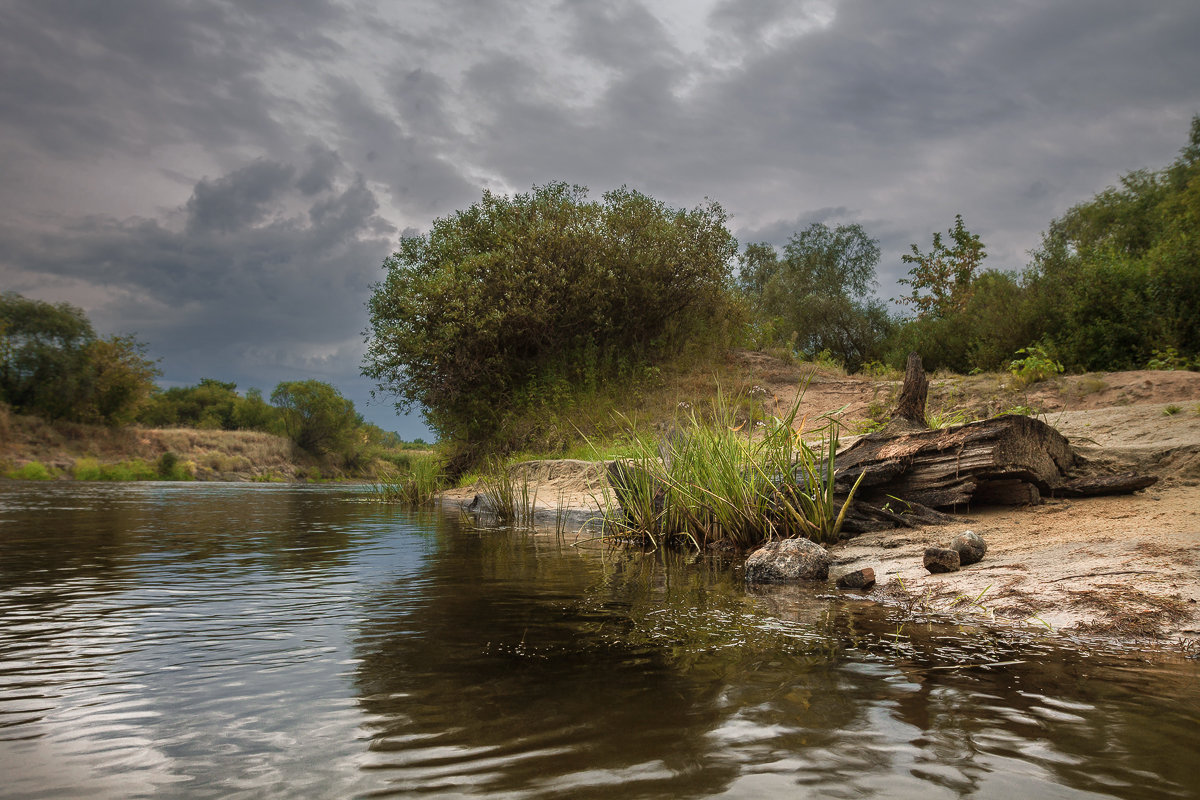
[0,293,95,419]
[1025,114,1200,369]
[271,379,363,460]
[0,292,158,424]
[899,214,986,319]
[362,182,738,463]
[82,334,160,425]
[738,223,892,370]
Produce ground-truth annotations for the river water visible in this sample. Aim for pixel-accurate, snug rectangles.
[0,482,1197,799]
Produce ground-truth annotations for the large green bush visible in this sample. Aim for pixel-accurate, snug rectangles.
[362,182,738,468]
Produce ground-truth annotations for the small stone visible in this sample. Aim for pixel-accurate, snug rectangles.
[745,538,831,583]
[924,546,961,574]
[836,567,876,590]
[949,530,987,565]
[466,493,497,513]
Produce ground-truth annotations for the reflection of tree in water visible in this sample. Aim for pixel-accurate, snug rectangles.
[351,518,870,799]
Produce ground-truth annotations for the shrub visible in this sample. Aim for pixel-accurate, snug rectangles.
[1008,345,1064,388]
[8,461,54,480]
[73,457,103,480]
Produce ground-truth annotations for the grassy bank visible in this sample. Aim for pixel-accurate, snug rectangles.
[0,404,419,482]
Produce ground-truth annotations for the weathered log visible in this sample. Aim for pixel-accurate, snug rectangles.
[835,414,1076,508]
[1056,473,1158,497]
[830,355,1156,523]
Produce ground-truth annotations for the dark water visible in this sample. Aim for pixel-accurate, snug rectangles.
[1,483,1197,799]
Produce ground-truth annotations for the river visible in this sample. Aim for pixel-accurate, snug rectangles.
[0,482,1197,798]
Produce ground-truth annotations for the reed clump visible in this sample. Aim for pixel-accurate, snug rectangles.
[369,452,444,506]
[604,390,863,551]
[479,458,538,526]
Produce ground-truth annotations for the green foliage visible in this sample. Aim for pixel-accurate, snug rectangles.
[271,379,364,461]
[604,391,864,550]
[362,182,738,471]
[1147,347,1192,371]
[1008,345,1064,388]
[72,457,103,480]
[739,223,893,371]
[8,461,55,480]
[1163,405,1182,416]
[899,214,986,319]
[0,293,159,425]
[140,379,281,433]
[72,457,160,481]
[370,452,444,506]
[1023,115,1200,370]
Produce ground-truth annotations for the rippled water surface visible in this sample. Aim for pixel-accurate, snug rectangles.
[1,482,1198,799]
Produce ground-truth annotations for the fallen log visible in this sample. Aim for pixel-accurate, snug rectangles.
[831,353,1156,529]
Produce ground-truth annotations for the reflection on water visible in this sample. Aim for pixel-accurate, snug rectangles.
[0,482,1197,799]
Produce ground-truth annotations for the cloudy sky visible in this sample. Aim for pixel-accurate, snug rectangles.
[2,0,1198,439]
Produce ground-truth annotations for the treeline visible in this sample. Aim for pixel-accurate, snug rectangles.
[0,293,418,470]
[742,116,1200,374]
[363,116,1199,471]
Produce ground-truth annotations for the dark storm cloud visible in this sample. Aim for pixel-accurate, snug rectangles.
[186,160,297,234]
[0,158,394,393]
[0,0,345,159]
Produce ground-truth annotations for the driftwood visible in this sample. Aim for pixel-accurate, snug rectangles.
[832,353,1157,531]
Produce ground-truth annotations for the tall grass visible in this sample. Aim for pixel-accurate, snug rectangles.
[369,452,444,506]
[479,458,538,526]
[604,390,863,551]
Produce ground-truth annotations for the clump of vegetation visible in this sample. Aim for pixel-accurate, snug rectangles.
[478,459,540,527]
[1147,347,1193,371]
[1163,405,1182,416]
[1,293,159,425]
[1008,345,1063,388]
[603,392,864,551]
[370,453,444,506]
[7,461,56,480]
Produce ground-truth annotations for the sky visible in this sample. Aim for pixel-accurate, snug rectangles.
[2,0,1198,440]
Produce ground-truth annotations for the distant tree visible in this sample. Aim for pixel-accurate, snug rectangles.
[231,387,280,432]
[0,293,158,424]
[738,223,892,370]
[82,334,161,425]
[0,293,95,419]
[271,379,363,459]
[899,214,986,319]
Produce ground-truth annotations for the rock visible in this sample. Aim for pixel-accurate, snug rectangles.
[949,530,987,565]
[466,493,497,514]
[923,546,960,574]
[745,538,831,583]
[836,567,876,590]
